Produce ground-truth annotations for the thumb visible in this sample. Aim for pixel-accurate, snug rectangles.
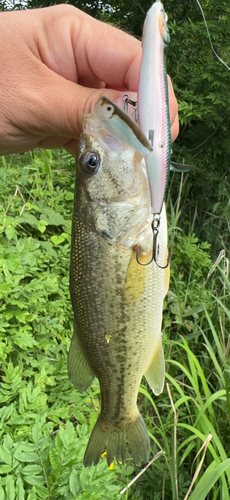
[21,65,135,139]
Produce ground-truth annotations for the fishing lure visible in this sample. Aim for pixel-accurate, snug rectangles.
[134,1,171,266]
[138,0,171,218]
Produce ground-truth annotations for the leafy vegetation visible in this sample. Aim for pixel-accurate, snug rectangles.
[0,150,230,499]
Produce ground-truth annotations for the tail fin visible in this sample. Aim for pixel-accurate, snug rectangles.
[84,412,150,467]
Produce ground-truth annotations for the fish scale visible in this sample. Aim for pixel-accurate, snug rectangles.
[68,114,169,466]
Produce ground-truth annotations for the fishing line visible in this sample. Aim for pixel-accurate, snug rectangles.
[194,0,230,71]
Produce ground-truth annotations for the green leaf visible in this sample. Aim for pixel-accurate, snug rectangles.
[34,485,49,499]
[27,488,37,500]
[66,421,75,443]
[5,226,18,241]
[32,421,41,447]
[0,283,12,297]
[25,202,40,212]
[0,465,13,473]
[49,448,61,471]
[65,192,74,201]
[40,208,66,226]
[69,469,80,495]
[21,213,39,228]
[5,475,15,500]
[22,464,43,474]
[55,432,64,455]
[24,475,45,486]
[72,408,87,425]
[1,156,8,168]
[0,445,12,465]
[16,477,25,500]
[37,221,48,233]
[50,234,66,245]
[13,451,39,463]
[0,482,4,500]
[189,459,230,500]
[80,468,91,490]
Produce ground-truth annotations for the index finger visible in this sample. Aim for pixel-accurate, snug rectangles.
[76,15,142,90]
[40,5,141,91]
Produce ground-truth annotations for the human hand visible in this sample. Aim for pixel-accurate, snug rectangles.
[0,5,179,155]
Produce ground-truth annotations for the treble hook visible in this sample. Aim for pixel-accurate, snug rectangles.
[136,215,170,268]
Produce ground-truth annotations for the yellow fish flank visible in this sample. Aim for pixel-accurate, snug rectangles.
[68,114,169,467]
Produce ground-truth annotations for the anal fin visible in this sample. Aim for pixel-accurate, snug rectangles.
[144,340,165,396]
[68,325,95,392]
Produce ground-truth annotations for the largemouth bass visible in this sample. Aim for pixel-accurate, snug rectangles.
[68,113,169,467]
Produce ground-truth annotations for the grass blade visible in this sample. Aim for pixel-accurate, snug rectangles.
[187,459,230,500]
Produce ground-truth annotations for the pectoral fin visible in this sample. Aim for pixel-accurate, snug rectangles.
[144,341,165,395]
[68,325,95,392]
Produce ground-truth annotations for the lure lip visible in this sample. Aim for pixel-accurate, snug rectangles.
[94,96,153,156]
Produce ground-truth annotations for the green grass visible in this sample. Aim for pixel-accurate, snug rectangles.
[0,149,229,499]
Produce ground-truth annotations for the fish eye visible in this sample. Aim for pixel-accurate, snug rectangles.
[79,150,101,174]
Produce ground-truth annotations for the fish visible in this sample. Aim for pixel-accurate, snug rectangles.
[138,1,171,215]
[68,113,170,467]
